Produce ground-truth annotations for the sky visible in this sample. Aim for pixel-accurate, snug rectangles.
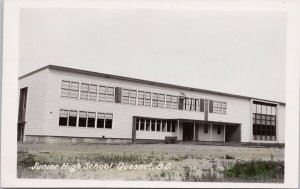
[19,9,286,102]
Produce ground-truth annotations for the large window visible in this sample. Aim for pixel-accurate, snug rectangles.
[152,93,159,107]
[87,112,96,127]
[68,110,77,126]
[61,81,70,98]
[79,111,87,127]
[70,82,79,99]
[253,101,276,141]
[96,113,113,129]
[80,83,89,100]
[122,89,130,104]
[59,109,68,126]
[98,86,114,102]
[135,118,175,133]
[89,85,97,101]
[213,101,227,114]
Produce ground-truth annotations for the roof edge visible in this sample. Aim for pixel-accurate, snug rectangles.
[18,65,286,105]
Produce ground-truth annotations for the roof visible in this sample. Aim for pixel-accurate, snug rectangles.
[19,65,285,105]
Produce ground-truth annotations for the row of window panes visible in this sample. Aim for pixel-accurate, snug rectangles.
[253,124,276,141]
[252,103,276,115]
[213,101,227,114]
[135,118,176,132]
[61,81,114,102]
[59,109,113,129]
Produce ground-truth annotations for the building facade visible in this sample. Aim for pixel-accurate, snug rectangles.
[18,65,285,144]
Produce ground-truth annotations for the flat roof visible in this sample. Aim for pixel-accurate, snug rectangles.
[19,65,285,105]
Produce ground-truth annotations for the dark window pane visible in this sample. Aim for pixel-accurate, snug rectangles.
[151,120,156,131]
[167,121,171,132]
[156,120,161,131]
[59,117,68,126]
[79,118,87,127]
[172,121,176,132]
[88,118,95,127]
[97,119,105,128]
[105,119,112,129]
[136,118,140,130]
[209,100,213,113]
[140,119,145,130]
[68,116,77,126]
[217,125,221,134]
[200,99,204,112]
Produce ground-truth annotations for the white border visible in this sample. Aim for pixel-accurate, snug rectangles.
[1,0,299,188]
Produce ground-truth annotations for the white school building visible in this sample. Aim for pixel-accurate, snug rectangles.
[17,65,285,144]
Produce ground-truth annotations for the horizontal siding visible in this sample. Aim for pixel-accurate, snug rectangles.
[21,68,285,143]
[18,69,49,138]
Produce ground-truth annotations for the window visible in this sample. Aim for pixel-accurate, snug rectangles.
[61,81,70,98]
[146,120,150,131]
[68,110,77,127]
[151,120,156,131]
[158,94,165,108]
[138,91,145,105]
[161,121,166,132]
[171,120,176,132]
[152,93,159,107]
[122,89,129,104]
[200,99,204,112]
[80,83,89,100]
[145,92,151,106]
[59,109,68,126]
[252,101,277,141]
[167,121,171,132]
[195,99,200,111]
[204,124,209,133]
[129,90,137,105]
[213,101,218,113]
[70,82,79,98]
[222,102,227,114]
[79,111,87,127]
[156,120,161,131]
[171,96,178,109]
[105,114,113,129]
[190,98,195,111]
[140,119,145,130]
[97,113,105,128]
[136,118,140,130]
[166,95,172,109]
[106,87,114,103]
[87,112,96,127]
[98,86,106,102]
[89,85,97,101]
[209,100,213,113]
[217,125,221,135]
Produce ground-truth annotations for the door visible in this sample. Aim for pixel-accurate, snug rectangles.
[182,122,194,141]
[18,87,28,142]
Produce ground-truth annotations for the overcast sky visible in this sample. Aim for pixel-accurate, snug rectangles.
[19,9,286,102]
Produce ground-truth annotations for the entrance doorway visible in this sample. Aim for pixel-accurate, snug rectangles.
[18,87,28,142]
[225,124,241,142]
[182,122,194,141]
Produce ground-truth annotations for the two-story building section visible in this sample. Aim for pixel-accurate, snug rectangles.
[17,65,285,144]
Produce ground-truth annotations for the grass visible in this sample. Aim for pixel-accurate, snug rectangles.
[17,143,284,182]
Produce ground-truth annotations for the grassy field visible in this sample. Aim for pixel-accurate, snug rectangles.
[17,143,284,182]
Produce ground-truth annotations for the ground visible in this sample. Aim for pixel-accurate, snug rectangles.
[17,143,284,182]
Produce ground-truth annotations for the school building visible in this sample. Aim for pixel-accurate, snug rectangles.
[17,65,285,144]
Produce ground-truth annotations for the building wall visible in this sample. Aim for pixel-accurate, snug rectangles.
[19,68,285,143]
[18,69,49,140]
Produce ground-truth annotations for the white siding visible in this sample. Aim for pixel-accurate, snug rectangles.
[19,67,285,143]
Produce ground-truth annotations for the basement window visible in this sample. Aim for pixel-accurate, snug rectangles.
[87,112,96,128]
[59,109,68,126]
[79,111,87,127]
[68,110,77,127]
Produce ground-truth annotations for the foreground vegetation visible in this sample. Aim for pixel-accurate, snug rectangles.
[17,143,284,182]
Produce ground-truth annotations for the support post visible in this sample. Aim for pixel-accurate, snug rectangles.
[210,123,213,141]
[177,120,180,141]
[193,122,196,141]
[132,117,136,143]
[224,124,226,142]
